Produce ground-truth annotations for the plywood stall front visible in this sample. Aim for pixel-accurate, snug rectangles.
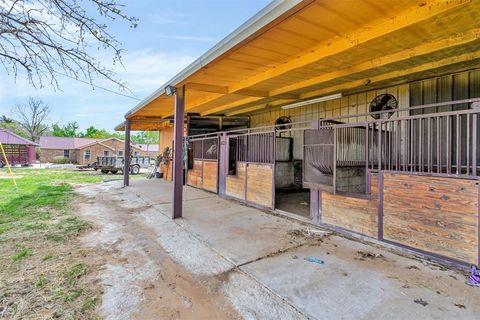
[161,162,173,181]
[226,162,246,200]
[187,160,218,193]
[382,173,479,265]
[321,173,379,237]
[246,163,274,208]
[187,160,203,188]
[225,162,274,209]
[159,126,174,181]
[159,126,174,152]
[203,161,218,192]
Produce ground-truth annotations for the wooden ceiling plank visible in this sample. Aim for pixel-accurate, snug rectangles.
[301,51,480,99]
[225,105,268,116]
[227,1,468,93]
[269,28,480,95]
[195,45,480,117]
[184,1,468,112]
[186,82,228,94]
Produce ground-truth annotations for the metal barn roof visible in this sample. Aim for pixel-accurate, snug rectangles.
[0,129,38,146]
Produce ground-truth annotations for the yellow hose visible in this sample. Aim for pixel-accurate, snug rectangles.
[0,141,17,189]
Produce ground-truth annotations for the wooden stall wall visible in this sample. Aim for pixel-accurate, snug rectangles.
[159,126,174,153]
[225,162,274,208]
[226,162,246,200]
[246,163,274,208]
[161,162,173,181]
[382,173,479,265]
[187,160,203,188]
[187,160,218,193]
[321,173,379,237]
[203,160,218,192]
[158,126,174,181]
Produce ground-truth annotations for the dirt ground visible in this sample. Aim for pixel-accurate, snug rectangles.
[75,184,239,319]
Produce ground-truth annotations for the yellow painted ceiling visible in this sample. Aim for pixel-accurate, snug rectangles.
[127,0,480,128]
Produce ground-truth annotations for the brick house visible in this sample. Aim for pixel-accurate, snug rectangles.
[137,144,159,158]
[39,136,146,165]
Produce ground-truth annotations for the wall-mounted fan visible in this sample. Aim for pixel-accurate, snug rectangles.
[275,116,292,130]
[369,94,398,119]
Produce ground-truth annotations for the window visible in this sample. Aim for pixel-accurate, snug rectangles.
[84,150,91,160]
[63,150,70,158]
[117,150,123,156]
[103,150,109,157]
[134,151,138,156]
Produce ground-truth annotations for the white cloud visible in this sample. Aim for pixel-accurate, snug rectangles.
[0,48,196,130]
[115,49,195,94]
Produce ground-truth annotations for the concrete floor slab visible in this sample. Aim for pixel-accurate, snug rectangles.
[241,237,480,320]
[130,179,217,205]
[124,178,480,319]
[129,179,327,266]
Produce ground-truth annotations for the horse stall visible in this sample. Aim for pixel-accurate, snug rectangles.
[187,135,219,193]
[303,102,480,266]
[273,122,313,218]
[224,131,275,209]
[0,129,37,167]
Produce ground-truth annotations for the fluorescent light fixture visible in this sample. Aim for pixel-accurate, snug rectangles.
[281,93,342,110]
[164,85,177,96]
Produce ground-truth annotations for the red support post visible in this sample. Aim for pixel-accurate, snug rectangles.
[172,85,185,219]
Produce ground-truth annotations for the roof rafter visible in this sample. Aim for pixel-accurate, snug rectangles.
[207,50,480,117]
[270,27,480,96]
[184,0,469,113]
[301,51,480,99]
[186,82,299,100]
[195,26,480,116]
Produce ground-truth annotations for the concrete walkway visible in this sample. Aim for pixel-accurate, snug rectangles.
[95,179,480,319]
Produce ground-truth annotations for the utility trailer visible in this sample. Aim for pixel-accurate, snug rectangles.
[96,156,151,174]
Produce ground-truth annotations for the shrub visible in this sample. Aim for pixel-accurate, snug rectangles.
[53,156,70,164]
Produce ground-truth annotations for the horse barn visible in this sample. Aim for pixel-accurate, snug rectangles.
[0,129,37,167]
[116,0,480,267]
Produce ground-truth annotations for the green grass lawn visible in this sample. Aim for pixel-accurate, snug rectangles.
[0,169,108,319]
[0,169,104,235]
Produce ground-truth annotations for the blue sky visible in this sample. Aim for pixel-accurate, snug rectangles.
[0,0,270,131]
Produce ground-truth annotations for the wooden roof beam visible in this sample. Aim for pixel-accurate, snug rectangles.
[225,99,296,116]
[301,51,480,100]
[226,0,469,93]
[186,82,229,94]
[191,26,480,115]
[215,50,480,118]
[270,27,480,96]
[225,105,267,116]
[200,97,275,116]
[184,0,469,111]
[186,82,299,99]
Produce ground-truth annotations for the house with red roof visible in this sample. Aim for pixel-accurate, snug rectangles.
[39,136,153,165]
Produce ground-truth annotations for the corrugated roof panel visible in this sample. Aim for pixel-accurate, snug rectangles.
[0,129,37,145]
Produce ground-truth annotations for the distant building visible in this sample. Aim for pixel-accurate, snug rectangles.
[136,144,159,158]
[0,129,37,167]
[39,136,149,165]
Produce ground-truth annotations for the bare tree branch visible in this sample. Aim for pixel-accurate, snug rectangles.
[0,0,138,90]
[13,97,50,142]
